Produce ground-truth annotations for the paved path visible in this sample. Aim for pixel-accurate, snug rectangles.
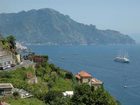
[1,60,35,71]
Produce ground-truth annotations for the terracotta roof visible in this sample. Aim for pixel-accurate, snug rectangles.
[78,71,92,78]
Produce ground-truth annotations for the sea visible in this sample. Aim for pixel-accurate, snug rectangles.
[27,44,140,105]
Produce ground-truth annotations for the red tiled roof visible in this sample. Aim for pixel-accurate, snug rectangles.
[78,71,92,78]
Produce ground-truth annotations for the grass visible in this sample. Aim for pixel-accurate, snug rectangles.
[7,97,45,105]
[0,59,78,105]
[51,77,74,91]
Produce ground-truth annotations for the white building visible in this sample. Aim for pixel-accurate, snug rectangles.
[0,50,15,70]
[0,83,14,96]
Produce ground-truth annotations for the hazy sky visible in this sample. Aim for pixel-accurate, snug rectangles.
[0,0,140,35]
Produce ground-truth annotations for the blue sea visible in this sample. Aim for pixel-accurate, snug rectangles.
[28,44,140,105]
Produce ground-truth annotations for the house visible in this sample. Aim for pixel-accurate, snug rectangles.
[75,71,92,83]
[29,55,46,63]
[91,78,103,89]
[75,71,103,89]
[0,83,13,96]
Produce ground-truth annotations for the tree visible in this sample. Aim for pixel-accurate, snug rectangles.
[49,97,72,105]
[49,64,58,72]
[13,91,20,99]
[72,84,92,105]
[6,35,16,49]
[0,35,17,56]
[44,90,72,105]
[44,90,63,104]
[65,72,73,79]
[72,84,118,105]
[42,55,49,62]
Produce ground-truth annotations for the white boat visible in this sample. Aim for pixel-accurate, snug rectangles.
[114,50,130,63]
[123,85,128,88]
[114,56,130,63]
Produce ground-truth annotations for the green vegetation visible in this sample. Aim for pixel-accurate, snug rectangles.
[0,35,16,53]
[0,59,76,104]
[7,97,46,105]
[72,84,118,105]
[13,91,20,99]
[0,58,119,105]
[43,84,118,105]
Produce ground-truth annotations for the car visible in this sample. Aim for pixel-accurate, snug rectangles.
[11,64,16,67]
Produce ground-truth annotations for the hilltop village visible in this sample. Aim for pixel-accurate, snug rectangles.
[0,35,119,105]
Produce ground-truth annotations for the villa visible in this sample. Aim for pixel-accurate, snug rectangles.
[75,71,92,83]
[75,71,103,89]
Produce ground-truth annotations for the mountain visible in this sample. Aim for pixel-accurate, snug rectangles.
[0,8,135,45]
[129,33,140,43]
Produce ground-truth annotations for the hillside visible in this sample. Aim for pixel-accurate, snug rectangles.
[0,8,135,45]
[0,55,118,105]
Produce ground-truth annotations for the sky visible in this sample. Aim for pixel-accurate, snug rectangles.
[0,0,140,35]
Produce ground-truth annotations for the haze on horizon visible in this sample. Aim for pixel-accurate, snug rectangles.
[0,0,140,42]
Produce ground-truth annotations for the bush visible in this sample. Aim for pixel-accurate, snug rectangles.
[13,91,20,99]
[65,72,73,79]
[44,90,62,104]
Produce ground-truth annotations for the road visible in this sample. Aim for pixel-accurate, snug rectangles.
[1,60,35,71]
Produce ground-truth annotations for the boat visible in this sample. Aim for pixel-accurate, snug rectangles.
[114,50,130,63]
[123,85,128,88]
[114,56,130,63]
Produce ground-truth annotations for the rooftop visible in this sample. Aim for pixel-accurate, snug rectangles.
[77,71,92,78]
[0,83,13,89]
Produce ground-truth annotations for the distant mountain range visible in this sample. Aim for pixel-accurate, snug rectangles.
[0,8,135,45]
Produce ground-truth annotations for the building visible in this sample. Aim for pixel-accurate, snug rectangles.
[0,50,16,70]
[0,83,13,96]
[75,71,103,89]
[28,55,46,63]
[16,54,22,64]
[0,44,22,70]
[0,46,16,70]
[75,71,92,83]
[91,78,103,90]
